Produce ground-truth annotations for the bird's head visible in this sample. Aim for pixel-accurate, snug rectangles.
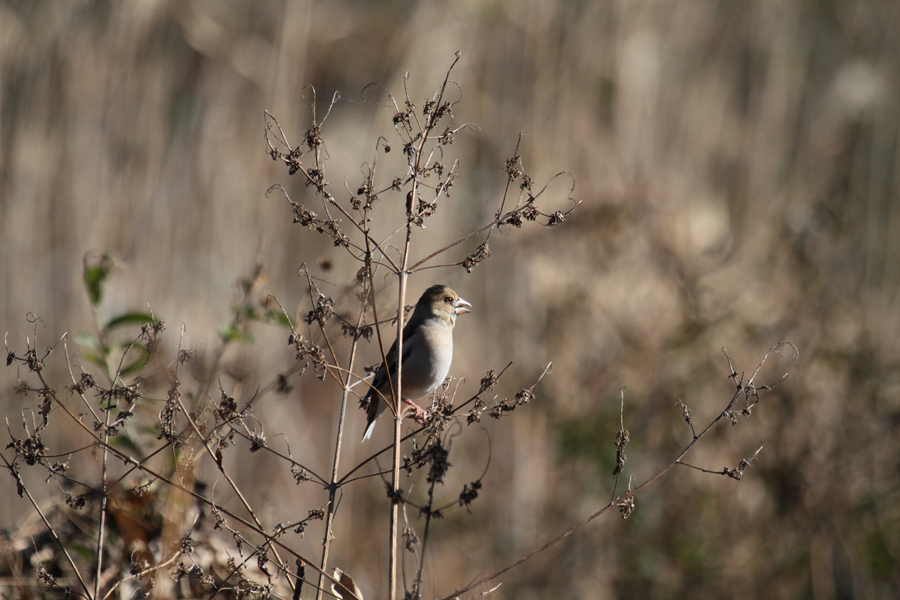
[417,284,472,325]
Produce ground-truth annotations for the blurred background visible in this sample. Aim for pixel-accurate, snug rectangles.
[1,1,899,598]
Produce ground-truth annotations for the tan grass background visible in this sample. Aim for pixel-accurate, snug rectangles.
[1,1,899,598]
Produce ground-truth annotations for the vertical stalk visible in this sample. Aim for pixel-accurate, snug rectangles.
[389,232,411,600]
[389,54,457,598]
[316,308,364,600]
[94,395,112,598]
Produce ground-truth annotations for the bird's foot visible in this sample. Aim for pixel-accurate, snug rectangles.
[402,399,430,425]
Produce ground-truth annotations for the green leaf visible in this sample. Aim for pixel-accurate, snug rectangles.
[138,425,161,437]
[118,345,149,376]
[265,309,292,329]
[83,254,114,306]
[105,312,155,332]
[218,325,255,345]
[70,544,94,561]
[73,332,99,349]
[82,352,107,368]
[108,433,142,455]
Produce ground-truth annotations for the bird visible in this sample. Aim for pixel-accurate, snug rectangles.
[361,285,472,441]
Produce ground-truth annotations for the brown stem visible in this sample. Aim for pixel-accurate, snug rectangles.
[316,306,365,600]
[0,453,93,599]
[30,368,343,592]
[169,367,296,595]
[94,389,112,599]
[437,346,793,599]
[384,54,465,600]
[390,229,411,600]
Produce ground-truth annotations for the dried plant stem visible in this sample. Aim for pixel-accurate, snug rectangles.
[316,307,365,600]
[179,404,255,519]
[630,390,740,495]
[337,362,516,488]
[412,480,437,596]
[390,227,412,600]
[63,339,100,424]
[385,54,462,597]
[101,544,183,600]
[173,393,295,594]
[94,395,112,600]
[437,501,617,600]
[1,453,93,599]
[390,407,404,599]
[29,367,345,591]
[437,345,794,600]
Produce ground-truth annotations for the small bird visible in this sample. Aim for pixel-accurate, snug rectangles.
[361,285,472,441]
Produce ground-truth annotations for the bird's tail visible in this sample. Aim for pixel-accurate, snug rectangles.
[361,394,385,442]
[361,418,377,442]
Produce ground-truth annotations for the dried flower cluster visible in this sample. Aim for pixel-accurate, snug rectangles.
[0,55,797,600]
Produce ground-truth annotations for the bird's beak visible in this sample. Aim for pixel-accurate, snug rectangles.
[454,297,472,315]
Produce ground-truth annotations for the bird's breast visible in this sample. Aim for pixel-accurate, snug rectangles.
[399,322,454,398]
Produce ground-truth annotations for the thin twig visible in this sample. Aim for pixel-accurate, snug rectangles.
[437,346,796,600]
[0,452,94,599]
[338,362,516,486]
[316,300,366,600]
[390,216,411,600]
[26,365,344,591]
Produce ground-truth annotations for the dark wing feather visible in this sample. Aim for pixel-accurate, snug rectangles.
[364,337,398,406]
[362,305,428,440]
[364,314,422,405]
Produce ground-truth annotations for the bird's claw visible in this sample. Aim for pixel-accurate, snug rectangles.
[402,399,430,425]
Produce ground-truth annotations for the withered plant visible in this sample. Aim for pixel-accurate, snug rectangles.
[2,55,795,600]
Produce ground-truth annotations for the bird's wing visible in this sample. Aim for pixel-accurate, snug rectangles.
[364,326,420,404]
[362,332,418,440]
[362,311,429,441]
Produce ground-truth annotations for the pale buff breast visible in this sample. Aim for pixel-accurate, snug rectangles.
[393,320,454,399]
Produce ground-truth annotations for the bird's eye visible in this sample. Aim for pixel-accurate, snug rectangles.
[444,296,453,304]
